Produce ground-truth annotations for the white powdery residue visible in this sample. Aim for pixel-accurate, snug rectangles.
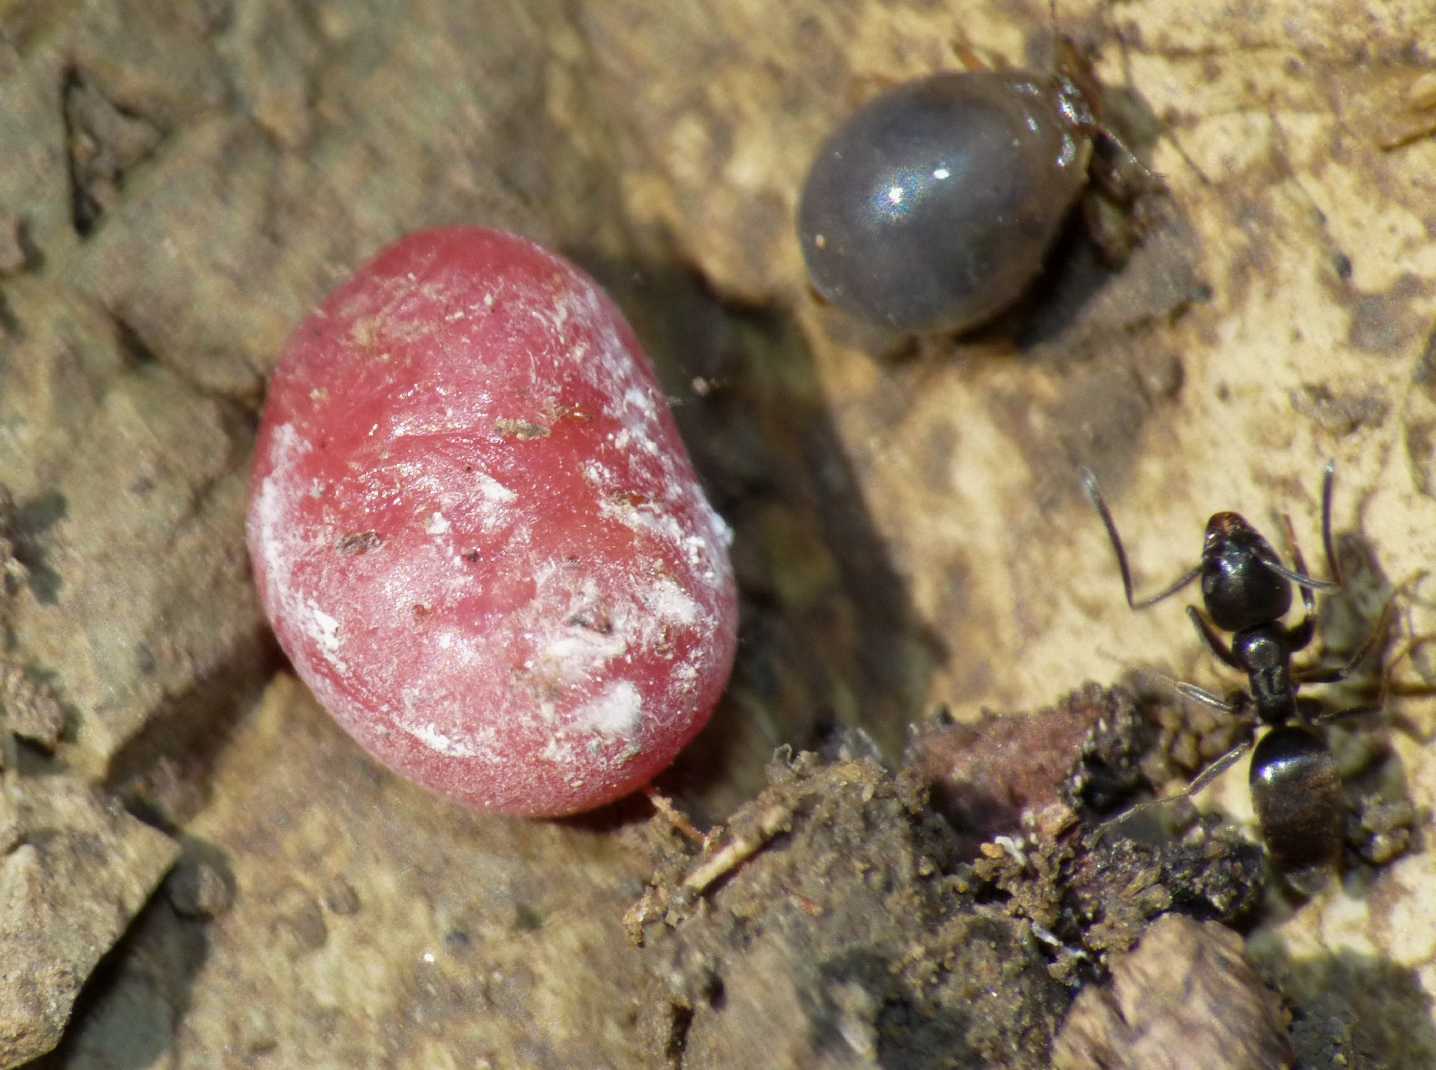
[572,680,644,739]
[389,409,464,438]
[253,423,309,588]
[531,274,587,342]
[542,628,629,666]
[407,721,487,759]
[710,509,736,547]
[612,428,631,450]
[555,278,606,365]
[425,511,451,536]
[622,386,659,426]
[664,658,701,701]
[681,533,708,568]
[550,293,571,331]
[303,598,347,671]
[598,496,686,550]
[428,627,485,668]
[374,463,448,511]
[582,459,615,489]
[354,477,400,518]
[528,576,631,683]
[643,577,700,627]
[475,470,517,504]
[542,736,576,766]
[393,682,499,762]
[472,470,518,534]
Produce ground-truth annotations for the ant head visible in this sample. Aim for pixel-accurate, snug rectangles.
[1200,512,1293,632]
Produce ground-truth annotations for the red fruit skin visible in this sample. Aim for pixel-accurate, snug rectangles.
[247,227,738,817]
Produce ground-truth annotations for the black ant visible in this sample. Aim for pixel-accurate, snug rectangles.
[1080,462,1391,892]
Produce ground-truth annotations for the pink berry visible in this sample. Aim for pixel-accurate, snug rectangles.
[247,227,738,816]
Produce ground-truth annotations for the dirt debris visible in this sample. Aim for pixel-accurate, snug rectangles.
[904,681,1153,857]
[632,752,1068,1069]
[1053,914,1294,1070]
[631,684,1282,1066]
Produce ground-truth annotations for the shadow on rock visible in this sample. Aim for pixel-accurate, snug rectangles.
[570,247,948,818]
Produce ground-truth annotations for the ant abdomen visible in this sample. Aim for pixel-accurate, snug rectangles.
[1249,726,1343,892]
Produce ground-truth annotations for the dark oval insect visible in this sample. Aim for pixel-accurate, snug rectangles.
[1248,725,1344,878]
[797,66,1101,335]
[1082,463,1388,893]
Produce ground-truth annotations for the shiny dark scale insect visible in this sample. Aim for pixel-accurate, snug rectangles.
[797,45,1151,335]
[1081,463,1389,894]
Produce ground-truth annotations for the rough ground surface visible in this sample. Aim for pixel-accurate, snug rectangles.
[3,0,1436,1066]
[630,754,1067,1070]
[1053,914,1294,1069]
[0,778,176,1067]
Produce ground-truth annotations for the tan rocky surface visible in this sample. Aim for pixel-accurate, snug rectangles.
[2,0,1436,1066]
[1054,914,1293,1070]
[0,776,177,1066]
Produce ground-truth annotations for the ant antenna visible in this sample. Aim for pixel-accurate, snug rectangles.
[1261,460,1342,592]
[1080,466,1201,610]
[1320,460,1341,588]
[1259,556,1339,592]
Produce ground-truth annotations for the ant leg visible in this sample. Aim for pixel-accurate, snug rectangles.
[1309,647,1395,728]
[1186,606,1243,671]
[1081,130,1167,266]
[1254,461,1343,599]
[1295,600,1394,685]
[1313,701,1383,727]
[1279,513,1319,653]
[949,40,989,71]
[1096,737,1254,837]
[1080,467,1202,610]
[1185,738,1255,794]
[1353,629,1436,740]
[1175,679,1241,712]
[1088,127,1162,204]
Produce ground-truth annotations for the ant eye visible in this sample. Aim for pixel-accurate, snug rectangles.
[797,72,1092,335]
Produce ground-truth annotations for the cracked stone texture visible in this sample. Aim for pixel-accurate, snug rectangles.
[3,0,1436,1066]
[0,777,178,1067]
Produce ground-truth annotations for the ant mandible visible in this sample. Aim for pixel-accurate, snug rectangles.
[1080,462,1389,891]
